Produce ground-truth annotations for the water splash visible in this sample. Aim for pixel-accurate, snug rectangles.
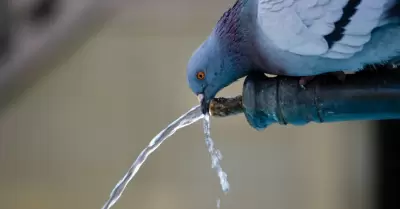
[101,105,203,209]
[100,105,230,209]
[203,114,230,194]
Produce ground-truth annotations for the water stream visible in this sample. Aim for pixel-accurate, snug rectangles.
[203,114,230,193]
[101,105,229,209]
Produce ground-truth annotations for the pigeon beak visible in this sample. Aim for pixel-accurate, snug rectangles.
[197,93,210,115]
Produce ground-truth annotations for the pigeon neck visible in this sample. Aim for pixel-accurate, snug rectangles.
[214,0,244,37]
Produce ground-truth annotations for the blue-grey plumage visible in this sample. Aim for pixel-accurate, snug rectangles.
[186,0,400,113]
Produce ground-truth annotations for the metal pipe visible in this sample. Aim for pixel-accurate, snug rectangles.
[210,67,400,130]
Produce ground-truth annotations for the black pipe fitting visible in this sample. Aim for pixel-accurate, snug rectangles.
[242,69,400,130]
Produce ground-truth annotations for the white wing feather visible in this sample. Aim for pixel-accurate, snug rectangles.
[257,0,394,59]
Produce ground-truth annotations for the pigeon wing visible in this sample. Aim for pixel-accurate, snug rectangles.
[256,0,397,59]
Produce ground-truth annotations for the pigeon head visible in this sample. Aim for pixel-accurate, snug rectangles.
[187,35,249,114]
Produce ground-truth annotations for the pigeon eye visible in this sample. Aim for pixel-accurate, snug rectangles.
[196,71,206,80]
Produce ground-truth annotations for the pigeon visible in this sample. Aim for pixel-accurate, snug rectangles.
[186,0,400,114]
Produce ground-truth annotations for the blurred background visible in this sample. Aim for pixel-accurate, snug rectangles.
[0,1,394,209]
